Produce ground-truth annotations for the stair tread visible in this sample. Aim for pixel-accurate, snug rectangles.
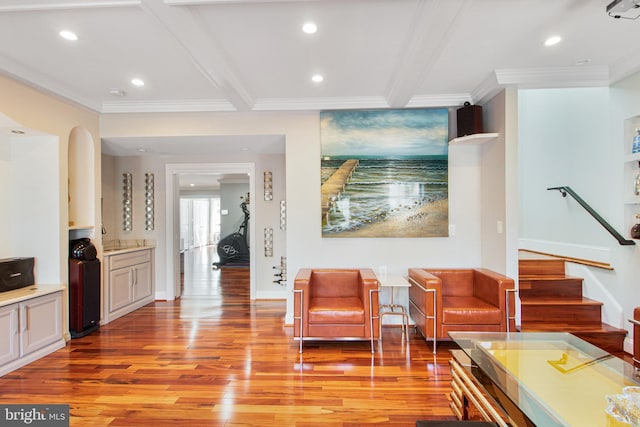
[519,275,582,280]
[521,322,627,334]
[520,296,602,305]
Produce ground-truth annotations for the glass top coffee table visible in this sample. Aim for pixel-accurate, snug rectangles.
[449,332,640,427]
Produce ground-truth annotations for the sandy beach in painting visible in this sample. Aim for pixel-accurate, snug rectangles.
[325,199,448,238]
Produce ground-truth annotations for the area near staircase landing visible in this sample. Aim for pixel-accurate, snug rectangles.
[518,250,627,355]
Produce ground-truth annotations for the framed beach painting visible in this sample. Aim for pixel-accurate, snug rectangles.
[320,108,449,238]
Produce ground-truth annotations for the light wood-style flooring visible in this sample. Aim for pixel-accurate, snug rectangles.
[0,246,458,426]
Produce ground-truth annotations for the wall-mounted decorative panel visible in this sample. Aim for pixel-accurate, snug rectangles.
[264,227,273,257]
[280,200,286,230]
[145,172,154,231]
[122,173,132,231]
[264,171,273,201]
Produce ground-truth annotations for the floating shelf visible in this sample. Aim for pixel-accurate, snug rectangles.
[68,225,94,231]
[449,132,499,145]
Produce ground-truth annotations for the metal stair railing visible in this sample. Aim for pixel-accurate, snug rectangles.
[548,186,635,246]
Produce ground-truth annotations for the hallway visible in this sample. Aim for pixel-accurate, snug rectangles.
[179,245,248,319]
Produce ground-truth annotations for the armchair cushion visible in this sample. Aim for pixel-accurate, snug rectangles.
[442,296,502,325]
[309,297,364,324]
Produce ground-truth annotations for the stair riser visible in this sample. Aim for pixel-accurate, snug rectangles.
[572,331,626,354]
[519,259,566,276]
[521,305,602,323]
[519,279,583,298]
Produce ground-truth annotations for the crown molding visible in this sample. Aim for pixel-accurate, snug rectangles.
[253,96,390,111]
[494,66,610,88]
[165,0,321,4]
[0,61,102,112]
[471,71,501,105]
[472,66,611,105]
[0,0,140,12]
[609,51,640,85]
[101,99,236,113]
[406,93,471,108]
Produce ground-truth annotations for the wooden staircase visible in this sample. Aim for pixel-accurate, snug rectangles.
[518,251,626,354]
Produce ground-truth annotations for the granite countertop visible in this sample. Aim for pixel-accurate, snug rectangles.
[103,245,155,256]
[0,284,65,307]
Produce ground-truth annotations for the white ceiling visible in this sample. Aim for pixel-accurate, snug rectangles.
[2,0,640,116]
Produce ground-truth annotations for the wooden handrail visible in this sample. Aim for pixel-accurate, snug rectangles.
[519,249,613,270]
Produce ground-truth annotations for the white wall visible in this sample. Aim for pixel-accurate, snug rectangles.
[100,109,495,322]
[9,133,61,284]
[219,182,249,238]
[0,132,9,256]
[519,87,613,253]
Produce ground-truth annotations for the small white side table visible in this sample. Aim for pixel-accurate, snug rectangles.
[378,275,411,340]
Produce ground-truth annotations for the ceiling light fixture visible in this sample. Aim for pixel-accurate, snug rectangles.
[312,74,324,83]
[131,78,145,87]
[302,22,317,34]
[607,0,640,19]
[109,89,126,97]
[59,30,78,41]
[137,148,146,152]
[544,35,562,46]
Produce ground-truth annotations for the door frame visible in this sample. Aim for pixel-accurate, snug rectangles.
[165,162,256,300]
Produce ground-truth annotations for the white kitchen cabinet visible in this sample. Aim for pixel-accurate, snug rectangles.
[103,247,154,323]
[20,292,63,355]
[0,288,65,377]
[0,304,19,366]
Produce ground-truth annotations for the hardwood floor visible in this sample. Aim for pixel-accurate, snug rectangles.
[0,247,458,426]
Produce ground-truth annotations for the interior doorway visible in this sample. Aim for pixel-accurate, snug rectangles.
[165,163,256,301]
[180,197,221,296]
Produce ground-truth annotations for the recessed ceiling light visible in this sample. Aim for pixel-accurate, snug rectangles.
[241,147,249,151]
[302,22,317,34]
[131,78,145,87]
[575,58,592,66]
[544,35,562,46]
[59,30,78,41]
[312,74,324,83]
[189,183,195,187]
[137,148,146,152]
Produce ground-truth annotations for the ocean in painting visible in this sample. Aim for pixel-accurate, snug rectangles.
[321,155,448,236]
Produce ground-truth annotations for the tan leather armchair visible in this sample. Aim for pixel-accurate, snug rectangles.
[408,268,516,353]
[293,268,380,353]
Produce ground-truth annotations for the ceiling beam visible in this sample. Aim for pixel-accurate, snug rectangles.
[141,0,254,111]
[385,0,472,109]
[0,1,141,12]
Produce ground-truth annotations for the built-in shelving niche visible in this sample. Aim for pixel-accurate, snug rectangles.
[68,126,96,232]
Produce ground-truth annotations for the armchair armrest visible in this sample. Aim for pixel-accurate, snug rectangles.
[293,269,313,341]
[473,269,514,305]
[408,268,442,294]
[358,268,379,339]
[473,268,516,331]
